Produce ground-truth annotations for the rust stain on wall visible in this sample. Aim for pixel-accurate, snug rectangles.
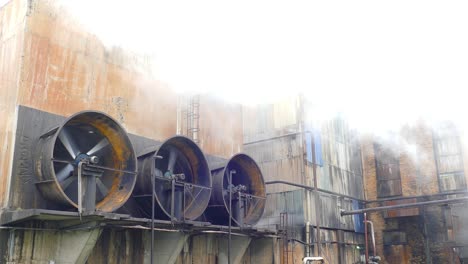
[17,0,178,142]
[0,0,28,207]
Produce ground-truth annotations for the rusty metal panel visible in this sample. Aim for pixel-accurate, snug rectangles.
[383,198,420,218]
[244,134,303,193]
[9,106,72,209]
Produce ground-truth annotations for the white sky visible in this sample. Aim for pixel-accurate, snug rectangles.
[61,0,468,133]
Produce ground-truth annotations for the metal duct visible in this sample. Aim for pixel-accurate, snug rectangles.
[34,111,137,212]
[135,136,211,221]
[206,153,266,226]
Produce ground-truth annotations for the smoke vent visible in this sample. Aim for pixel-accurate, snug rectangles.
[206,153,266,226]
[135,136,211,221]
[34,111,137,213]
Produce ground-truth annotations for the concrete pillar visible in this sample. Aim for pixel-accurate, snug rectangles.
[4,224,102,264]
[54,227,102,264]
[143,231,188,264]
[218,235,252,264]
[249,237,280,264]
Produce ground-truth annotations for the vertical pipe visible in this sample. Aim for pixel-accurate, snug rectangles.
[78,162,83,217]
[151,173,155,264]
[364,220,376,257]
[364,213,368,264]
[228,170,235,264]
[422,208,432,264]
[298,95,311,257]
[311,136,321,256]
[171,179,176,221]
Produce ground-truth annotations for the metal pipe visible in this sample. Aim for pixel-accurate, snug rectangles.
[265,180,365,202]
[364,220,376,258]
[303,256,324,263]
[341,197,468,216]
[364,213,369,264]
[243,132,301,145]
[151,173,155,264]
[228,170,235,264]
[365,190,468,204]
[310,136,321,257]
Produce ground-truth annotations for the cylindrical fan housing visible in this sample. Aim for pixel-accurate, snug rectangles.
[206,153,266,226]
[135,136,211,221]
[34,111,137,212]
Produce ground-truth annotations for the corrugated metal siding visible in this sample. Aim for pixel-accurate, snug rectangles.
[244,134,304,193]
[317,118,364,199]
[242,97,300,144]
[256,190,305,230]
[433,123,466,191]
[313,194,357,230]
[273,96,298,129]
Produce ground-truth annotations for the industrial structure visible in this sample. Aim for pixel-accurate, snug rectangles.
[1,1,468,263]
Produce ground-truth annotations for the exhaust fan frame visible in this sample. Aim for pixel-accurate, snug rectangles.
[206,153,266,227]
[135,136,212,221]
[34,111,137,213]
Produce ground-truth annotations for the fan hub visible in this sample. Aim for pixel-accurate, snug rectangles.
[74,153,99,166]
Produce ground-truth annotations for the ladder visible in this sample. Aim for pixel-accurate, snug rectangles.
[186,94,200,144]
[280,212,296,264]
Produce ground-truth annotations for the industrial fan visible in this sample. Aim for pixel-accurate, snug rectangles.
[206,153,266,226]
[35,111,137,213]
[135,136,211,221]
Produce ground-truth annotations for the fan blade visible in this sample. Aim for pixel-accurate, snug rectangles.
[86,138,109,156]
[56,164,74,182]
[167,147,177,172]
[58,128,79,159]
[96,178,109,196]
[61,176,76,190]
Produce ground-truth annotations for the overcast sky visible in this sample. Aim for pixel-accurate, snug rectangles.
[61,0,468,133]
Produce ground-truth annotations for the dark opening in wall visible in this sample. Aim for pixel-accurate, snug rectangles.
[383,231,407,245]
[374,139,402,198]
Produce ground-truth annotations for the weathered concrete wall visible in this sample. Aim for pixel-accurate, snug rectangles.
[18,0,178,141]
[0,0,245,207]
[87,229,280,264]
[198,95,243,158]
[2,222,102,264]
[0,0,27,207]
[0,0,246,263]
